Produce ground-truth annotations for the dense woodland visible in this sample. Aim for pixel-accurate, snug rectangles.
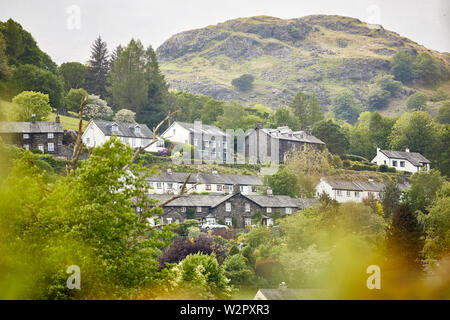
[0,18,449,299]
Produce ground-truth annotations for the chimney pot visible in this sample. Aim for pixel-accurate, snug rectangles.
[267,188,273,196]
[55,114,60,123]
[405,148,410,153]
[31,114,36,123]
[167,168,172,174]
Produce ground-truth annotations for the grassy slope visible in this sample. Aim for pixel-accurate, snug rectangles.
[160,15,450,116]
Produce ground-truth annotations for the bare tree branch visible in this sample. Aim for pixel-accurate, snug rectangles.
[66,95,87,175]
[156,173,199,208]
[122,110,178,171]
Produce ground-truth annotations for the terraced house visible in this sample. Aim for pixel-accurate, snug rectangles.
[316,178,410,203]
[146,188,317,228]
[0,114,64,155]
[146,169,263,195]
[371,148,431,173]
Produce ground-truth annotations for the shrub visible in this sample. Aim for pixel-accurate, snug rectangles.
[231,74,254,92]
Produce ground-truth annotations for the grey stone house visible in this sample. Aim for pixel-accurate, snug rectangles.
[146,190,317,228]
[0,115,64,155]
[245,123,325,164]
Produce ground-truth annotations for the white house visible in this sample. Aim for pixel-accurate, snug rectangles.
[82,120,164,152]
[161,121,231,161]
[371,148,430,173]
[315,178,410,203]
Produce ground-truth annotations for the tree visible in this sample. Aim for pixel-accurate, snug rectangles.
[367,85,391,110]
[391,52,415,84]
[114,109,136,123]
[406,92,428,111]
[12,91,52,121]
[369,111,396,150]
[12,64,64,107]
[413,53,441,87]
[201,99,224,124]
[0,33,10,82]
[435,102,450,124]
[85,36,109,98]
[331,90,360,124]
[223,254,254,287]
[267,167,299,197]
[348,112,373,160]
[380,181,402,220]
[268,106,301,130]
[59,62,87,92]
[231,74,254,92]
[389,111,440,158]
[84,94,113,120]
[312,119,349,156]
[215,101,263,131]
[289,91,324,129]
[376,74,402,96]
[406,169,443,214]
[65,88,88,112]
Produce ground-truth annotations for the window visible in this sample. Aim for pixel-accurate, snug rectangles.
[38,144,44,152]
[86,137,90,144]
[244,218,252,226]
[48,133,54,139]
[134,126,140,135]
[156,182,162,189]
[196,206,202,213]
[166,218,172,225]
[337,190,343,196]
[384,160,387,165]
[111,124,119,133]
[225,218,232,226]
[245,203,250,212]
[226,202,231,212]
[266,207,272,213]
[285,207,292,214]
[251,186,257,193]
[194,139,199,146]
[48,143,54,152]
[223,141,227,149]
[181,207,186,212]
[346,191,351,197]
[211,152,216,159]
[23,133,29,139]
[23,144,29,150]
[206,184,211,191]
[204,140,210,148]
[392,160,398,167]
[400,161,405,167]
[167,183,173,189]
[355,191,360,197]
[216,184,223,191]
[157,140,164,147]
[240,186,244,192]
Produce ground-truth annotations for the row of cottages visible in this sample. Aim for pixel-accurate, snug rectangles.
[161,121,231,161]
[145,189,317,228]
[0,115,64,155]
[146,169,263,195]
[316,178,410,203]
[245,123,326,163]
[371,148,431,173]
[81,120,165,153]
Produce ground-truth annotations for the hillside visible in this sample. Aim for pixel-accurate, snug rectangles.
[157,15,450,114]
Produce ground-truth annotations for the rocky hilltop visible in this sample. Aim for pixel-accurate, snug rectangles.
[157,15,450,111]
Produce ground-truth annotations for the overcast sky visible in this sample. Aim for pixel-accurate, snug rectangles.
[1,0,449,65]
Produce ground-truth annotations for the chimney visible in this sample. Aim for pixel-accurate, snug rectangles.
[405,148,410,153]
[55,114,60,124]
[167,168,172,174]
[376,147,380,153]
[212,169,218,175]
[254,122,263,130]
[31,114,36,124]
[278,282,287,291]
[267,188,273,196]
[232,184,240,194]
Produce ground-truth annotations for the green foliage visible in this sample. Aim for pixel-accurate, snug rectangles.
[12,91,52,121]
[391,52,415,83]
[367,85,391,110]
[114,109,136,123]
[223,254,254,287]
[85,36,109,98]
[331,90,360,124]
[267,167,299,197]
[406,169,443,214]
[11,64,64,107]
[435,102,450,124]
[406,92,428,111]
[380,181,402,219]
[231,74,254,92]
[59,62,87,92]
[375,74,402,96]
[215,101,264,131]
[201,99,225,124]
[64,88,87,113]
[312,119,349,156]
[268,106,301,130]
[289,91,324,129]
[413,53,441,87]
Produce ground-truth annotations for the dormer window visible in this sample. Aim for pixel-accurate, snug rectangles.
[111,123,119,134]
[134,125,141,135]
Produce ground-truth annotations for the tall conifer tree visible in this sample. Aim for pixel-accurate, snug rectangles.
[85,36,109,98]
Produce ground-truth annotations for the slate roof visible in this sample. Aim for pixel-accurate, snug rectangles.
[322,178,410,192]
[0,121,63,133]
[92,120,155,139]
[380,149,431,166]
[147,193,316,209]
[172,121,228,137]
[255,126,325,145]
[147,171,263,186]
